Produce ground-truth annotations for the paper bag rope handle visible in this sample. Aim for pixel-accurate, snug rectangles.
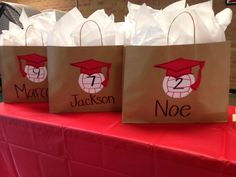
[25,25,44,46]
[79,20,103,46]
[167,11,196,45]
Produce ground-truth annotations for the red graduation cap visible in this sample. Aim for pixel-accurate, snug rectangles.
[17,53,47,77]
[155,58,205,90]
[71,59,112,87]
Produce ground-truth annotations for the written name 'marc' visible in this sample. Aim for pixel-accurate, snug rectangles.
[14,84,48,99]
[17,53,48,83]
[71,59,112,94]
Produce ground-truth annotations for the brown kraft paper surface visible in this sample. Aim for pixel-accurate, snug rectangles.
[47,46,123,113]
[1,46,48,103]
[123,42,231,123]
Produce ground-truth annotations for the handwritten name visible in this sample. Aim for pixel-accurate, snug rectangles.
[70,94,115,107]
[14,84,48,99]
[155,100,191,118]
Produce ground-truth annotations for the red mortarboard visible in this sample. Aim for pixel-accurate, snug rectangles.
[17,54,47,77]
[155,58,205,90]
[71,59,112,87]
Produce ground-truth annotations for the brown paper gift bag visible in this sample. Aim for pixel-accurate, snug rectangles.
[0,26,48,103]
[122,12,231,123]
[48,20,123,113]
[1,46,48,103]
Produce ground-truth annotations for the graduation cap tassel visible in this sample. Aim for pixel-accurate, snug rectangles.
[191,62,205,90]
[102,64,111,87]
[17,58,27,77]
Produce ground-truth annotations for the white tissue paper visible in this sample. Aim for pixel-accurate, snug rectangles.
[115,22,128,45]
[125,3,165,45]
[124,0,232,46]
[123,0,187,45]
[155,0,187,34]
[1,1,231,47]
[47,7,84,46]
[71,9,116,46]
[168,0,229,44]
[0,9,58,46]
[47,7,118,46]
[216,8,233,31]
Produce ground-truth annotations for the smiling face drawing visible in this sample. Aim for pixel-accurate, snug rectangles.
[155,58,205,98]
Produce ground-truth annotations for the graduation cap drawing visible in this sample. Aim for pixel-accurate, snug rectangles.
[155,58,205,90]
[71,59,112,87]
[17,53,47,77]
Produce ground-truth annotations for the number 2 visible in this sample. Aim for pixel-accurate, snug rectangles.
[173,78,184,89]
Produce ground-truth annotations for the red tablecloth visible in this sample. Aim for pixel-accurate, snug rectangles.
[0,103,236,177]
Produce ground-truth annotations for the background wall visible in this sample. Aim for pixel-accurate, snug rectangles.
[1,0,236,88]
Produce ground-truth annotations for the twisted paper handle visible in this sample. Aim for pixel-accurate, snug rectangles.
[79,20,103,46]
[25,25,44,46]
[167,11,196,45]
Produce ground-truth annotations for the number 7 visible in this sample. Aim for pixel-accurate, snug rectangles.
[87,75,96,86]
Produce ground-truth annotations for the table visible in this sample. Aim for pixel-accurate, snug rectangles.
[0,103,236,177]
